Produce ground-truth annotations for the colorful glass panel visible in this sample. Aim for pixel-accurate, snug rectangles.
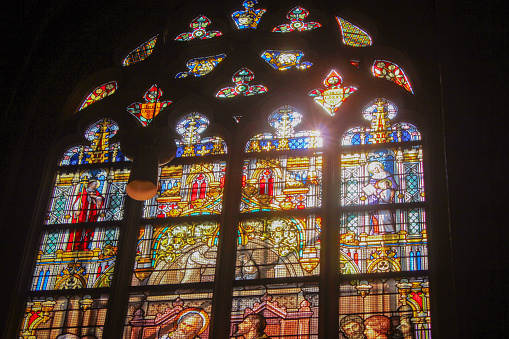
[272,6,321,33]
[60,118,128,165]
[20,294,108,338]
[308,70,357,116]
[341,146,424,206]
[237,215,321,279]
[123,35,158,66]
[31,227,118,291]
[132,222,219,285]
[231,284,319,338]
[143,161,226,218]
[124,290,213,339]
[175,112,227,157]
[175,15,222,41]
[241,154,322,212]
[372,60,414,93]
[339,278,431,338]
[79,81,117,111]
[261,50,312,70]
[46,168,129,224]
[340,208,427,274]
[232,0,266,29]
[126,84,172,127]
[336,17,373,47]
[176,54,226,78]
[216,68,268,98]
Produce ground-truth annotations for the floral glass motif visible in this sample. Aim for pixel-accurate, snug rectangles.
[46,168,129,224]
[342,98,421,145]
[309,70,357,116]
[31,227,119,291]
[372,60,414,93]
[272,6,321,33]
[232,0,266,29]
[127,84,171,127]
[79,81,117,111]
[176,53,226,78]
[124,290,213,339]
[21,294,109,339]
[340,208,427,274]
[336,17,373,47]
[60,118,128,165]
[175,112,227,157]
[231,284,319,338]
[133,222,219,285]
[216,68,268,98]
[261,50,312,70]
[339,278,431,339]
[143,161,226,218]
[123,35,158,66]
[237,215,321,279]
[175,15,222,41]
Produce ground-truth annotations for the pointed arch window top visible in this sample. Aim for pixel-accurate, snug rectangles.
[372,60,414,93]
[272,6,321,33]
[261,50,312,71]
[336,17,373,47]
[176,54,226,78]
[122,35,158,66]
[175,15,222,41]
[246,105,322,152]
[175,112,227,157]
[126,85,172,127]
[232,0,266,29]
[308,70,357,116]
[79,81,117,111]
[216,68,268,98]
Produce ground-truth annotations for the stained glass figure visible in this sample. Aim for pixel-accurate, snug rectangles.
[175,112,227,157]
[79,81,117,111]
[126,84,172,126]
[21,294,108,338]
[339,208,427,274]
[60,118,128,165]
[122,35,158,66]
[342,98,421,145]
[372,60,414,93]
[175,15,222,41]
[132,222,219,285]
[176,54,226,78]
[272,6,321,33]
[336,17,373,47]
[261,50,312,70]
[232,0,266,29]
[231,284,319,338]
[46,168,129,224]
[124,290,213,339]
[237,215,321,279]
[216,68,268,98]
[339,278,431,338]
[31,227,118,290]
[246,106,322,152]
[308,70,357,116]
[143,161,226,218]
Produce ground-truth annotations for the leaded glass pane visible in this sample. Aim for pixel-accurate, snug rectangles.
[123,35,158,66]
[79,81,117,111]
[372,60,414,93]
[336,17,373,47]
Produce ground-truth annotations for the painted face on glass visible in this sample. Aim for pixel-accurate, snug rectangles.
[343,321,363,337]
[171,314,202,339]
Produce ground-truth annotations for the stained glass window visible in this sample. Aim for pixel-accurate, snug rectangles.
[126,84,172,127]
[216,68,268,98]
[309,70,357,116]
[175,112,227,157]
[175,15,222,41]
[176,54,226,78]
[79,81,117,111]
[272,6,321,33]
[372,60,414,93]
[123,35,158,66]
[261,50,312,70]
[232,0,266,29]
[336,17,373,47]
